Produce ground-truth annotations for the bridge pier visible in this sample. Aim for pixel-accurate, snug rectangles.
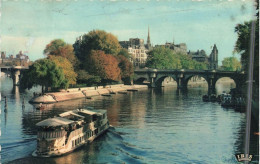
[207,78,216,95]
[177,72,187,89]
[176,77,187,89]
[149,77,157,88]
[149,69,157,88]
[12,69,21,86]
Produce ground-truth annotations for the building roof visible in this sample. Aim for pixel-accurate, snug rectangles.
[36,117,74,127]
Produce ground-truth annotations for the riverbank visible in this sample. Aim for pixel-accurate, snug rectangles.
[29,84,148,104]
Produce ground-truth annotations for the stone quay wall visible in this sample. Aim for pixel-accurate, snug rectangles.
[29,84,148,104]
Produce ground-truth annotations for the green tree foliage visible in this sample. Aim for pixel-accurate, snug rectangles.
[76,69,101,85]
[73,30,121,62]
[146,47,208,70]
[221,57,241,71]
[233,1,258,101]
[146,47,181,69]
[20,58,68,93]
[44,39,78,66]
[85,50,121,84]
[48,55,77,85]
[118,48,132,59]
[117,55,134,84]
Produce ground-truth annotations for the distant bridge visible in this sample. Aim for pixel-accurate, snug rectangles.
[134,69,246,94]
[0,66,29,86]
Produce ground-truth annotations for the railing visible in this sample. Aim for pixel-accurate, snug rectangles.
[37,130,66,139]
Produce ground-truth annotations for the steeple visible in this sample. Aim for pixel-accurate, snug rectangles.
[147,26,151,45]
[146,26,152,50]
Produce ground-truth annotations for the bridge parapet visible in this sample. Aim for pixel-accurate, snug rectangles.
[0,66,28,86]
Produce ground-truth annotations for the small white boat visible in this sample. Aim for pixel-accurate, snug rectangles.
[32,108,109,157]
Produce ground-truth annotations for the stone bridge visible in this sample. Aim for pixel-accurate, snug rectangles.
[0,66,28,86]
[134,69,246,94]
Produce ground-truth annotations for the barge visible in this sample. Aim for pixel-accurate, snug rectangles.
[32,108,109,157]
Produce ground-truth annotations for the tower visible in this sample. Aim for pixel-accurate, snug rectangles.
[209,44,218,70]
[146,26,152,50]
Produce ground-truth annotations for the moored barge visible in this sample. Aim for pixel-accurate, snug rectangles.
[32,109,109,157]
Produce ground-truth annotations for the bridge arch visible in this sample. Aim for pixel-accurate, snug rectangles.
[154,74,178,87]
[215,77,236,93]
[184,75,209,89]
[135,77,148,84]
[183,74,209,88]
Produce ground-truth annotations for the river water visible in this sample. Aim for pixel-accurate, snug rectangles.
[0,77,258,164]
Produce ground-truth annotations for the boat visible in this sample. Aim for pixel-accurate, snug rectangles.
[32,108,109,157]
[36,103,45,110]
[118,91,127,94]
[102,94,112,97]
[209,94,217,102]
[234,97,246,112]
[221,94,233,108]
[202,95,209,102]
[127,89,138,92]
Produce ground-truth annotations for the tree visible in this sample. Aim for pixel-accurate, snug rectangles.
[44,39,78,66]
[76,69,101,85]
[44,39,66,55]
[221,57,241,71]
[73,30,121,62]
[146,47,181,69]
[20,58,68,93]
[118,48,132,59]
[48,55,77,85]
[234,1,259,100]
[117,55,134,84]
[85,50,121,84]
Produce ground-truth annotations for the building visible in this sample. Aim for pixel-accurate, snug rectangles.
[188,44,218,70]
[155,42,187,55]
[1,51,6,59]
[188,50,208,62]
[119,38,148,68]
[118,27,154,68]
[0,51,30,66]
[209,44,218,69]
[128,47,147,68]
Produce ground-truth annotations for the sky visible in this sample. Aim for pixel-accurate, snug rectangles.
[0,0,257,64]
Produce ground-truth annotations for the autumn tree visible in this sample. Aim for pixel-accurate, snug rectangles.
[20,58,68,93]
[221,57,241,71]
[48,55,77,85]
[85,50,121,84]
[44,39,78,66]
[73,30,121,63]
[117,55,134,84]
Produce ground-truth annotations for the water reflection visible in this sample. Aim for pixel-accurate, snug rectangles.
[0,77,258,163]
